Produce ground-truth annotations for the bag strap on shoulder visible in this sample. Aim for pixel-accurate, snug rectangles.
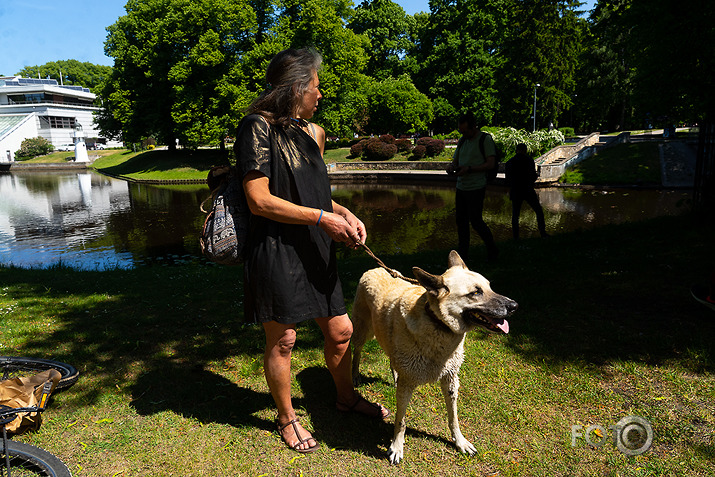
[478,132,487,159]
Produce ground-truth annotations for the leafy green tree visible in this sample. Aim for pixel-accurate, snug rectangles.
[16,60,112,92]
[365,75,433,135]
[411,0,510,132]
[97,0,257,149]
[495,0,585,129]
[626,0,715,122]
[575,0,714,130]
[273,0,371,137]
[574,0,637,132]
[348,0,416,80]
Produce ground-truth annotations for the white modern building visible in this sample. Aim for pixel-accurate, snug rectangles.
[0,76,122,162]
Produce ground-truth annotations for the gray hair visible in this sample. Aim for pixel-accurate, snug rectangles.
[248,48,323,126]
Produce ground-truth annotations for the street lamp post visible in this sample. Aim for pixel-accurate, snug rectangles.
[533,83,540,132]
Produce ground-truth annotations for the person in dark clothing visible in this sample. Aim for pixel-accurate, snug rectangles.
[504,143,548,240]
[236,48,389,455]
[447,112,499,262]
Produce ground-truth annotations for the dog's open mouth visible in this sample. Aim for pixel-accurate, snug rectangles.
[466,311,510,334]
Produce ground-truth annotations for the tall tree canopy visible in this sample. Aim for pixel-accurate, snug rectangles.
[16,60,112,92]
[275,0,371,137]
[97,0,257,148]
[496,0,584,129]
[411,0,511,132]
[576,0,714,131]
[365,75,433,134]
[348,0,416,80]
[94,0,710,146]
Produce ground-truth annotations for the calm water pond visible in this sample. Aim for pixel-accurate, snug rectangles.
[0,171,692,270]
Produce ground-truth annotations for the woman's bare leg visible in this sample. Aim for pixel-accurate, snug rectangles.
[316,314,389,418]
[263,320,316,450]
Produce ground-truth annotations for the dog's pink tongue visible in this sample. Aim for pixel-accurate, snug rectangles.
[497,319,510,334]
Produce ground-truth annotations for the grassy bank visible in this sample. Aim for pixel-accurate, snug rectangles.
[92,149,231,181]
[1,213,713,476]
[89,147,450,182]
[560,143,661,185]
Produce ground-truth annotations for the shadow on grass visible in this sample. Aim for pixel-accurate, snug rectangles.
[481,214,715,372]
[1,213,713,411]
[295,367,453,457]
[129,362,275,432]
[95,149,230,177]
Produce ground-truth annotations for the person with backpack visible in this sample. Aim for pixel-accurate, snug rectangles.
[236,48,389,455]
[447,112,499,262]
[504,143,549,240]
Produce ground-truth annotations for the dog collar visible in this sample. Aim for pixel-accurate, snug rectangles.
[424,302,450,331]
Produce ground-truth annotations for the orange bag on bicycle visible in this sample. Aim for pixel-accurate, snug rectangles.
[0,369,60,434]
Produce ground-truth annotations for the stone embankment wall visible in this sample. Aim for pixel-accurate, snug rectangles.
[331,161,448,171]
[0,162,89,172]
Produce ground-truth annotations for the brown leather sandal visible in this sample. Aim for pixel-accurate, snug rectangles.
[336,394,390,419]
[276,418,320,454]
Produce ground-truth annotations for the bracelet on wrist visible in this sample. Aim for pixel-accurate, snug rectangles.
[316,209,324,226]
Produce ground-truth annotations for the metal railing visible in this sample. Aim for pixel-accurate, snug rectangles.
[4,99,97,108]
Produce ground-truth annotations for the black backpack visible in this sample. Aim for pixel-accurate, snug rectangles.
[478,132,501,183]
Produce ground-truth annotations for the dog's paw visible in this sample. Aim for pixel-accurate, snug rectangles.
[455,437,476,456]
[387,444,404,465]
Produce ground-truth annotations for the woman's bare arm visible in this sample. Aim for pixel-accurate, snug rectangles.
[243,171,360,245]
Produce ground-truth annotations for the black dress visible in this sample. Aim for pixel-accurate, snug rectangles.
[235,114,346,324]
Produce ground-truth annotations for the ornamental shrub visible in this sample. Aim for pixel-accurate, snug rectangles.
[416,137,445,157]
[349,139,367,158]
[364,139,397,161]
[558,127,575,138]
[395,138,413,153]
[379,134,395,144]
[14,137,54,160]
[411,144,426,159]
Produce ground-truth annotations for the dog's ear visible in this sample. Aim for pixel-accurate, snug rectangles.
[448,250,468,269]
[412,267,449,297]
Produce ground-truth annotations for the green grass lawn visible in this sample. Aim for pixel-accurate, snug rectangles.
[20,151,76,163]
[1,213,713,476]
[17,150,121,163]
[90,147,451,182]
[560,143,661,185]
[92,149,231,181]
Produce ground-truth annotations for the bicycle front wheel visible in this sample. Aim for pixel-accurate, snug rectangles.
[1,441,72,476]
[0,357,79,392]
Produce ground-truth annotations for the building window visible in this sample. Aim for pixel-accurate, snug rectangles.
[39,116,76,129]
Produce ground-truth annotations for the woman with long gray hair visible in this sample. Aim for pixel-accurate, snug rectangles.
[235,48,389,454]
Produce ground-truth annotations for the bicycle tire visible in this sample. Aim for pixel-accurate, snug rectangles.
[1,440,72,476]
[0,357,79,392]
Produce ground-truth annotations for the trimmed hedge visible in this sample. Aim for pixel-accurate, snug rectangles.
[411,144,427,159]
[364,138,398,161]
[416,137,445,157]
[395,138,413,153]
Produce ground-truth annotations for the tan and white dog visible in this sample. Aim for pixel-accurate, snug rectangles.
[351,251,517,464]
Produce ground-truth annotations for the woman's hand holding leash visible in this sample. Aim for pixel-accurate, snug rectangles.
[318,210,365,249]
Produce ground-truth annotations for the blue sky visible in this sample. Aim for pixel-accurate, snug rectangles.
[0,0,596,77]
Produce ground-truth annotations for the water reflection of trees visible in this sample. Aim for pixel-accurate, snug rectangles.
[0,173,693,269]
[100,183,207,262]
